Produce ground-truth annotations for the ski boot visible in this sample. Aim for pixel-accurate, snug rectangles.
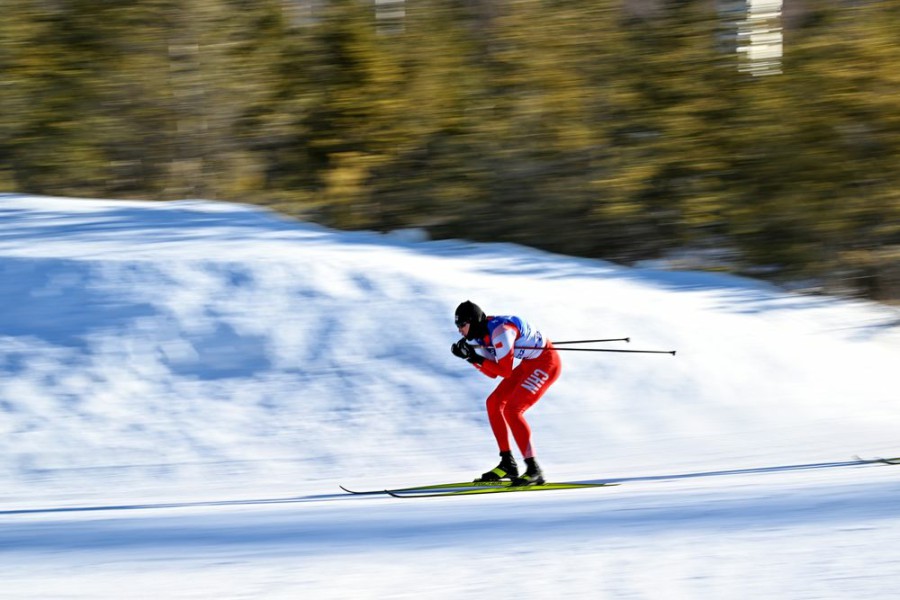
[475,451,519,482]
[511,457,545,486]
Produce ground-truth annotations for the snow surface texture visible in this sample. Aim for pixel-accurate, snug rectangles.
[1,194,899,599]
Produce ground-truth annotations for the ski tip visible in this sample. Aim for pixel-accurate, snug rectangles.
[340,485,377,494]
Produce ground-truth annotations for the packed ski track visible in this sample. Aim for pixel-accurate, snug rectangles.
[2,194,900,599]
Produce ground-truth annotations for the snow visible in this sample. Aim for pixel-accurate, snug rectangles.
[1,193,899,599]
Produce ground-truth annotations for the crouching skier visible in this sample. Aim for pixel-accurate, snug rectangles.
[451,300,561,486]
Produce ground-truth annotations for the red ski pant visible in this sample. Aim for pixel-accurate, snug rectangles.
[485,347,561,459]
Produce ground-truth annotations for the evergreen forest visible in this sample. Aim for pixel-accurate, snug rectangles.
[2,0,899,300]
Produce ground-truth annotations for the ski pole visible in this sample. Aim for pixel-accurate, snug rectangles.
[552,337,630,345]
[550,347,676,356]
[476,344,676,355]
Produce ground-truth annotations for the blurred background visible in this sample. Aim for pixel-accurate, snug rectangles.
[1,0,898,301]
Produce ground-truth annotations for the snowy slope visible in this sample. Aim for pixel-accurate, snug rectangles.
[1,194,899,599]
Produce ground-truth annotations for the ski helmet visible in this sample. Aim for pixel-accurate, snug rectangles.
[455,300,487,340]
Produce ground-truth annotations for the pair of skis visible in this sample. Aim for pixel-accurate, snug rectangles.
[342,455,900,498]
[340,480,618,498]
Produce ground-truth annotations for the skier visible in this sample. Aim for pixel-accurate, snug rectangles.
[451,300,561,486]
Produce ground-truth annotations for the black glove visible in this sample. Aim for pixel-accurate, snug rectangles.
[451,338,484,365]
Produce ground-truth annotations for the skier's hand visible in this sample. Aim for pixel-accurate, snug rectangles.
[451,338,484,365]
[451,338,469,359]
